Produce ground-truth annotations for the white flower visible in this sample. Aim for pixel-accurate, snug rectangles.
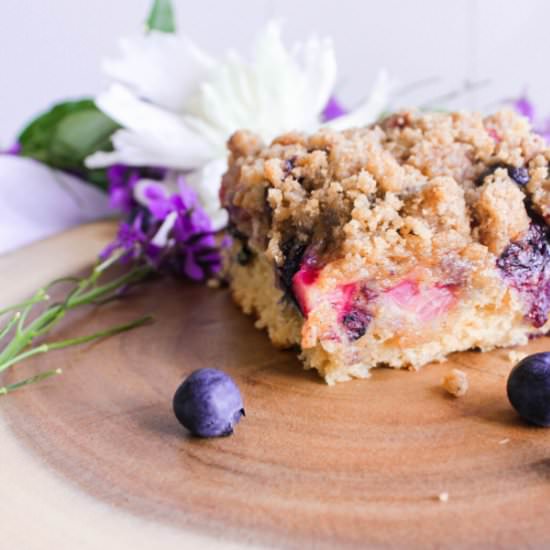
[86,20,392,228]
[325,70,394,131]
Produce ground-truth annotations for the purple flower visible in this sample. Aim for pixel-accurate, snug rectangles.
[102,173,222,282]
[106,164,140,213]
[137,181,174,221]
[107,165,167,213]
[322,95,347,122]
[510,93,550,142]
[512,95,535,121]
[100,215,147,262]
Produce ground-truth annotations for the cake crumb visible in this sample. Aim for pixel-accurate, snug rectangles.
[438,492,449,503]
[207,278,221,289]
[507,350,527,365]
[442,369,469,397]
[499,438,510,445]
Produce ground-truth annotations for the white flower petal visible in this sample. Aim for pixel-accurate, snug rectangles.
[151,211,178,247]
[326,70,395,131]
[103,32,215,112]
[185,20,337,145]
[85,84,212,169]
[185,158,228,230]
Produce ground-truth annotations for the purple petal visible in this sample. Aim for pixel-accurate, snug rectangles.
[138,181,174,220]
[513,96,535,122]
[107,165,140,213]
[106,164,127,185]
[99,240,119,261]
[184,252,205,280]
[4,142,21,155]
[177,175,200,208]
[143,182,167,201]
[109,187,132,211]
[322,95,347,122]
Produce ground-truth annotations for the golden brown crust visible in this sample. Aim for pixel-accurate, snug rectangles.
[221,109,549,278]
[474,169,530,254]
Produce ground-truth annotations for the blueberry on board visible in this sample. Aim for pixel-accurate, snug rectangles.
[173,368,245,437]
[507,353,550,427]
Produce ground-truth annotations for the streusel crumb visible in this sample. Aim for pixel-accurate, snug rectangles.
[442,369,469,397]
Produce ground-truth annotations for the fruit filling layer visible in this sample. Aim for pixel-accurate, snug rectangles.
[289,259,461,348]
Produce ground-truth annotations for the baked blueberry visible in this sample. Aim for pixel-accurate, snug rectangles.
[497,223,550,328]
[173,368,245,437]
[507,166,530,186]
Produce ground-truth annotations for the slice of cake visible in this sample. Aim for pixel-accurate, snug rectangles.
[221,109,550,384]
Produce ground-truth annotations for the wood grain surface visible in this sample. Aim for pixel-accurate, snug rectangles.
[2,223,550,549]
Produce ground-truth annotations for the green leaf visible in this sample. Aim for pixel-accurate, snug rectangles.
[146,0,176,33]
[17,99,119,191]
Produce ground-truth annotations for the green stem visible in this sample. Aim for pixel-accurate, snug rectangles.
[0,315,152,374]
[0,290,49,317]
[68,265,151,308]
[0,312,21,341]
[0,258,155,395]
[0,368,62,396]
[0,264,152,365]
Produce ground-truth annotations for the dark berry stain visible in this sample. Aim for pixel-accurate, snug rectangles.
[476,163,530,187]
[339,284,376,341]
[283,157,296,176]
[278,237,309,308]
[227,223,255,266]
[497,222,550,328]
[236,245,253,266]
[341,309,372,341]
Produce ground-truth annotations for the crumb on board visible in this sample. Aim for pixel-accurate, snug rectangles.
[507,350,528,365]
[438,492,449,503]
[207,278,221,289]
[499,438,510,445]
[442,369,469,397]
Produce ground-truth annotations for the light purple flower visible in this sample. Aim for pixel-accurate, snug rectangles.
[322,96,347,122]
[510,93,550,142]
[512,96,535,121]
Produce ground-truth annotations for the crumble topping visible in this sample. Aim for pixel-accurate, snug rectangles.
[223,109,548,285]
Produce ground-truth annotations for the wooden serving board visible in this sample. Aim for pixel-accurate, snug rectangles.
[2,222,550,549]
